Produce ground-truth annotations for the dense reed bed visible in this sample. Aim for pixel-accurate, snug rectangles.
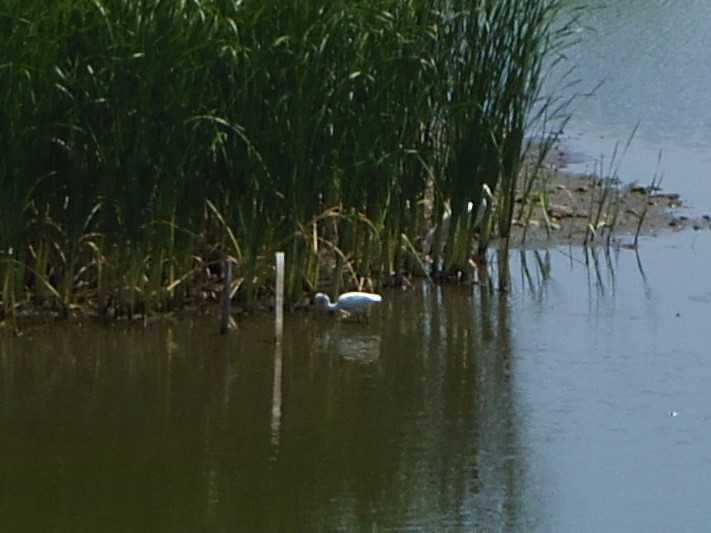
[0,0,575,321]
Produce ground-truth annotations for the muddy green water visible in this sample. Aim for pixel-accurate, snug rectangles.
[3,230,711,532]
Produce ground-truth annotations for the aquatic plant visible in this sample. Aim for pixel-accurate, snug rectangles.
[0,0,575,320]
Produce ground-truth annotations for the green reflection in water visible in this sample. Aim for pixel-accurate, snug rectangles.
[0,284,526,532]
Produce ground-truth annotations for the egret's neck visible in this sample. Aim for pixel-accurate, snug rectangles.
[315,293,339,311]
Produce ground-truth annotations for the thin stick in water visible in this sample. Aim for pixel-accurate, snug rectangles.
[219,258,235,335]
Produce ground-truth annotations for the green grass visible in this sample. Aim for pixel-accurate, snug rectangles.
[0,0,576,320]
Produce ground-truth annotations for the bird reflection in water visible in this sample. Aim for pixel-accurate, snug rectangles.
[317,326,382,363]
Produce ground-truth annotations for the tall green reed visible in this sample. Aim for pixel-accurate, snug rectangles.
[0,0,576,317]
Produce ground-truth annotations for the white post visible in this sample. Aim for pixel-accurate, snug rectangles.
[275,252,285,340]
[271,252,285,451]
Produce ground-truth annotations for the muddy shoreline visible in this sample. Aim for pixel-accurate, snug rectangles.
[506,169,701,250]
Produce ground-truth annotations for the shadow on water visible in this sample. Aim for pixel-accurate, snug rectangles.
[0,277,525,532]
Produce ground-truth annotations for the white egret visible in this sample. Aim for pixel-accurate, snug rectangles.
[313,291,382,321]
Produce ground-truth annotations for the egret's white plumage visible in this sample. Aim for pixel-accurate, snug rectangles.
[313,291,382,317]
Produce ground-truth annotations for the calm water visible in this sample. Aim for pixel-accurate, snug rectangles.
[2,231,711,532]
[560,0,711,211]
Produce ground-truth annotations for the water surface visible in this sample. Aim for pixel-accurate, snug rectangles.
[559,0,711,209]
[3,230,711,532]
